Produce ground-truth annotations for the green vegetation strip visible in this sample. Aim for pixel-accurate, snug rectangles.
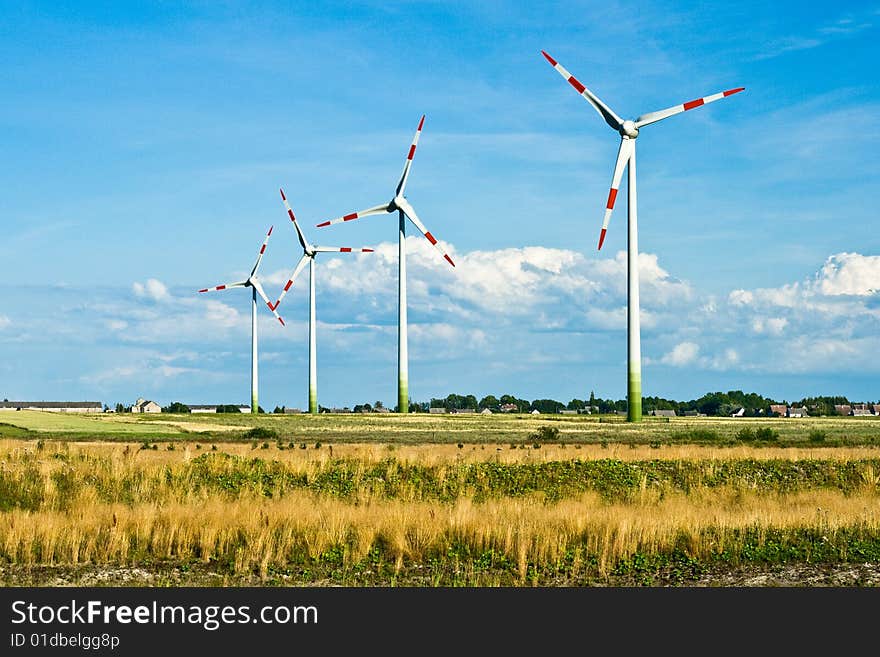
[3,452,880,510]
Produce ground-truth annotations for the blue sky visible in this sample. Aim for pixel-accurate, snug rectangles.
[1,1,879,409]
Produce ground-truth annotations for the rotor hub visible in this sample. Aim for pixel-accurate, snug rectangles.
[620,120,639,139]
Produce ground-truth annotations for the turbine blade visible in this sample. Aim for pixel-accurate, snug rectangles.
[250,225,274,277]
[598,137,634,251]
[541,50,623,131]
[634,87,745,129]
[252,278,285,326]
[280,188,310,251]
[395,197,455,268]
[396,114,425,196]
[316,203,391,228]
[197,281,247,293]
[312,246,375,253]
[271,253,311,311]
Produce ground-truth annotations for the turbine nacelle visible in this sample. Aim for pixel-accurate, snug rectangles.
[620,120,639,139]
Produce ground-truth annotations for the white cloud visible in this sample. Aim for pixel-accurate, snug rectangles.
[132,278,170,302]
[728,289,753,306]
[0,315,10,329]
[808,253,880,296]
[751,317,787,335]
[661,342,699,366]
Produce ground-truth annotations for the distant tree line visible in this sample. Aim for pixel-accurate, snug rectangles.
[398,391,875,417]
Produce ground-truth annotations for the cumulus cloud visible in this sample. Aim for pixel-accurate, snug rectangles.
[751,317,787,335]
[661,342,700,366]
[132,278,170,302]
[0,315,10,329]
[808,253,880,296]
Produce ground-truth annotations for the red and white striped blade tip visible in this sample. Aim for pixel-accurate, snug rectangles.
[279,188,286,201]
[597,229,607,251]
[444,254,455,267]
[541,50,557,66]
[197,289,208,293]
[278,317,285,326]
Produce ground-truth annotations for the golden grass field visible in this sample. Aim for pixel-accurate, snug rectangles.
[1,431,878,586]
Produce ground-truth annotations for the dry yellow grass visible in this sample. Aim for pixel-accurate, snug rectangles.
[1,489,877,581]
[5,439,879,468]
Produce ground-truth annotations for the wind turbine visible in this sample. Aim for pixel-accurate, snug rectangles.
[198,225,284,414]
[271,188,374,415]
[541,50,744,423]
[315,115,455,414]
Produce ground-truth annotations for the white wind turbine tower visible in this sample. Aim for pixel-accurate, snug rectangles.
[271,189,374,415]
[315,115,456,414]
[541,50,744,423]
[198,225,284,414]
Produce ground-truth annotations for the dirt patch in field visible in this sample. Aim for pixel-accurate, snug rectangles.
[2,562,879,588]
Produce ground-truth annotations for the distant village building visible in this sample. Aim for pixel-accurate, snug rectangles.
[873,404,880,416]
[429,407,447,414]
[499,403,519,413]
[480,408,493,415]
[451,408,476,414]
[834,404,852,416]
[769,404,788,417]
[530,409,541,415]
[130,398,161,414]
[558,409,578,415]
[730,407,745,418]
[787,406,808,418]
[649,409,676,418]
[283,407,303,414]
[0,401,102,413]
[373,407,389,413]
[189,404,251,414]
[851,404,873,416]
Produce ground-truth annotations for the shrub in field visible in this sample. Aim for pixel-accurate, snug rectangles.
[531,426,560,442]
[671,429,720,442]
[809,430,827,443]
[755,427,779,442]
[735,428,756,442]
[244,427,279,442]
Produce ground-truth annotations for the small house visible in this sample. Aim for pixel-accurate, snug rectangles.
[834,404,852,416]
[429,407,447,414]
[650,409,676,418]
[131,398,161,414]
[730,407,745,418]
[787,407,807,418]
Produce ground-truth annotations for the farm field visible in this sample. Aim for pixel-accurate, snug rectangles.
[2,410,880,446]
[1,435,878,586]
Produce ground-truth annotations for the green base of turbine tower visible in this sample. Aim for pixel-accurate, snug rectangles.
[398,381,409,414]
[627,371,642,423]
